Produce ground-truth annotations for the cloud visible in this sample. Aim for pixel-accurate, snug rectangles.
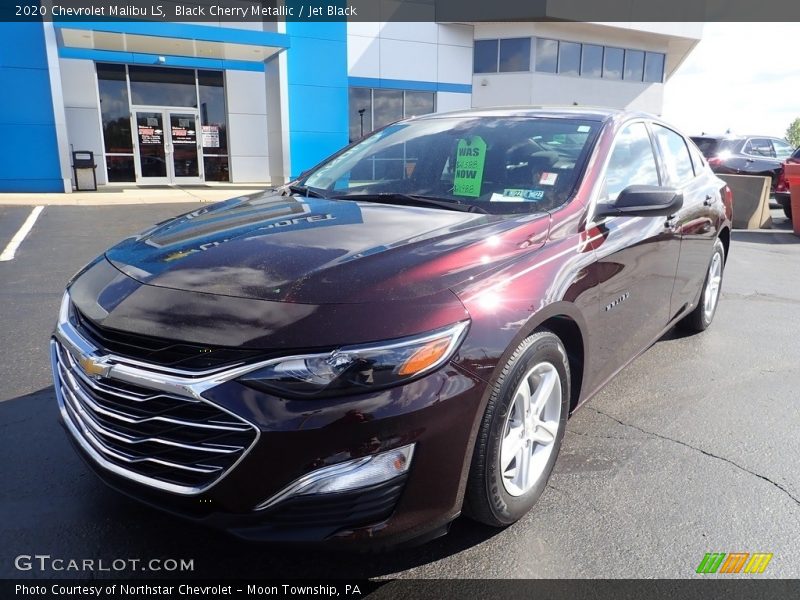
[663,23,800,139]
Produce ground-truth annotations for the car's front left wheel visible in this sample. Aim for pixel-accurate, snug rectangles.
[464,331,570,527]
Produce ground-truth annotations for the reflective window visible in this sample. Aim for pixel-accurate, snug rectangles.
[303,117,600,215]
[604,122,660,201]
[373,89,404,130]
[473,39,499,73]
[603,47,624,80]
[349,87,372,142]
[198,70,227,155]
[653,124,695,186]
[644,52,665,83]
[558,41,581,76]
[744,138,775,158]
[499,38,530,72]
[581,44,603,77]
[97,64,134,182]
[349,88,436,140]
[623,50,644,81]
[404,91,435,118]
[129,66,197,107]
[535,38,558,73]
[773,139,794,160]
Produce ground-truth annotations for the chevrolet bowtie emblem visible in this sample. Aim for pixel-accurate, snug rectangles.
[78,355,111,378]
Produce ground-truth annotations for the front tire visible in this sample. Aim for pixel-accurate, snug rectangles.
[464,331,570,527]
[678,237,725,333]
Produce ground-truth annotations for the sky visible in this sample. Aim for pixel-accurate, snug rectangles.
[662,23,800,138]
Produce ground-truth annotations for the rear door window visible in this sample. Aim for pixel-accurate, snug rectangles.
[653,125,695,186]
[744,138,776,158]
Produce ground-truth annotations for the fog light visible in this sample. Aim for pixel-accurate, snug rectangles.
[255,444,415,511]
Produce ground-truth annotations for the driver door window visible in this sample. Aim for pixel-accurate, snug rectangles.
[602,122,660,202]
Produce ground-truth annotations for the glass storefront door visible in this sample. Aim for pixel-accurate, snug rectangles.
[134,109,203,184]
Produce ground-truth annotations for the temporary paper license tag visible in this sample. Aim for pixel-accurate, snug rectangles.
[453,136,487,198]
[500,188,545,200]
[539,172,558,186]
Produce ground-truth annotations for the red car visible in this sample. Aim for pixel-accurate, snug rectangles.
[52,108,732,548]
[775,146,800,219]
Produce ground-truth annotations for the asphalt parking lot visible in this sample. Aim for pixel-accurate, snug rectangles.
[0,202,798,579]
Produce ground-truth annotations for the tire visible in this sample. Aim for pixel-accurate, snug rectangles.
[784,203,793,220]
[678,237,725,333]
[464,330,570,527]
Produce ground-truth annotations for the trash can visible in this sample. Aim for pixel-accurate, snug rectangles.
[785,163,800,236]
[72,151,97,191]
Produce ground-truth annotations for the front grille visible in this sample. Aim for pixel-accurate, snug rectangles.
[53,340,258,492]
[71,305,263,371]
[261,477,407,528]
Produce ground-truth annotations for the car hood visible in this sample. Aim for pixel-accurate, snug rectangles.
[105,191,551,304]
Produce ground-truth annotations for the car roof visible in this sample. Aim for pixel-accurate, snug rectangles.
[691,134,783,141]
[414,105,646,123]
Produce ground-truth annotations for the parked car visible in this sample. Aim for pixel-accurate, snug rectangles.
[52,108,732,548]
[775,146,800,219]
[690,134,794,193]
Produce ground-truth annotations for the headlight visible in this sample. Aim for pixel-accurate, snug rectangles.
[238,320,469,398]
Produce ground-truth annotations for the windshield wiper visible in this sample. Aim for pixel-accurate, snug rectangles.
[330,193,487,214]
[286,184,327,198]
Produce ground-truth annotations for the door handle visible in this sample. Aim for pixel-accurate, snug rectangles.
[703,194,715,206]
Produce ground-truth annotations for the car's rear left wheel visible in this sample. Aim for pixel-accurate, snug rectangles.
[464,331,569,527]
[678,237,725,333]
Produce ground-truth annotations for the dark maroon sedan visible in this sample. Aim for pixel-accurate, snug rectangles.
[52,108,732,548]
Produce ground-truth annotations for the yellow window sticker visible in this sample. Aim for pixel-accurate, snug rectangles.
[453,136,487,198]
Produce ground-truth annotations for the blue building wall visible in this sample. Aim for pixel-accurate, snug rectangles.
[0,22,63,192]
[285,10,349,178]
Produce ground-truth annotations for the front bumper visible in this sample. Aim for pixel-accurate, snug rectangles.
[51,314,486,547]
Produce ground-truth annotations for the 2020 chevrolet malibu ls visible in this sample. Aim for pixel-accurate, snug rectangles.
[52,108,732,548]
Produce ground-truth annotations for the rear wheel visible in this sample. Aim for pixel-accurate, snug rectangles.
[464,331,569,527]
[678,238,725,333]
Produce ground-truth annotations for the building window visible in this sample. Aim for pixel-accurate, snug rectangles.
[603,47,624,80]
[623,49,645,81]
[473,39,499,74]
[558,41,581,76]
[129,66,198,107]
[581,44,603,78]
[499,38,531,72]
[97,63,135,182]
[472,36,666,85]
[96,63,228,183]
[534,38,558,73]
[198,70,229,182]
[348,87,436,143]
[349,87,373,142]
[644,51,665,83]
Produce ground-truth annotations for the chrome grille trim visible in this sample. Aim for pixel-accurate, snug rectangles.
[52,306,262,495]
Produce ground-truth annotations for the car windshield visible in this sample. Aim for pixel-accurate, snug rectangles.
[299,116,601,214]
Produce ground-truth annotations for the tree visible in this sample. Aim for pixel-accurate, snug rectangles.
[786,118,800,148]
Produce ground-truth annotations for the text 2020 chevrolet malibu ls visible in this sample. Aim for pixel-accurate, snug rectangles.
[52,108,732,548]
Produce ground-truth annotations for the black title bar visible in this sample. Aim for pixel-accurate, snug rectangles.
[4,0,800,22]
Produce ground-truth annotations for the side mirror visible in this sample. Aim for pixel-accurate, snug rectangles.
[595,185,683,218]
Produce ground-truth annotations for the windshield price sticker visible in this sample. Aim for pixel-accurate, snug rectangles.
[454,136,487,197]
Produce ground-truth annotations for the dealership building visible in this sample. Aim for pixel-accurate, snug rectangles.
[0,18,702,192]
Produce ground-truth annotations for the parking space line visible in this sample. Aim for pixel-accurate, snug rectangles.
[0,206,44,262]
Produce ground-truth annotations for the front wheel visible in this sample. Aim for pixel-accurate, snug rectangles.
[464,331,570,527]
[678,237,725,333]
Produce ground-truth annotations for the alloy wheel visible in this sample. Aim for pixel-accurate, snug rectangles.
[703,252,723,321]
[500,362,562,496]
